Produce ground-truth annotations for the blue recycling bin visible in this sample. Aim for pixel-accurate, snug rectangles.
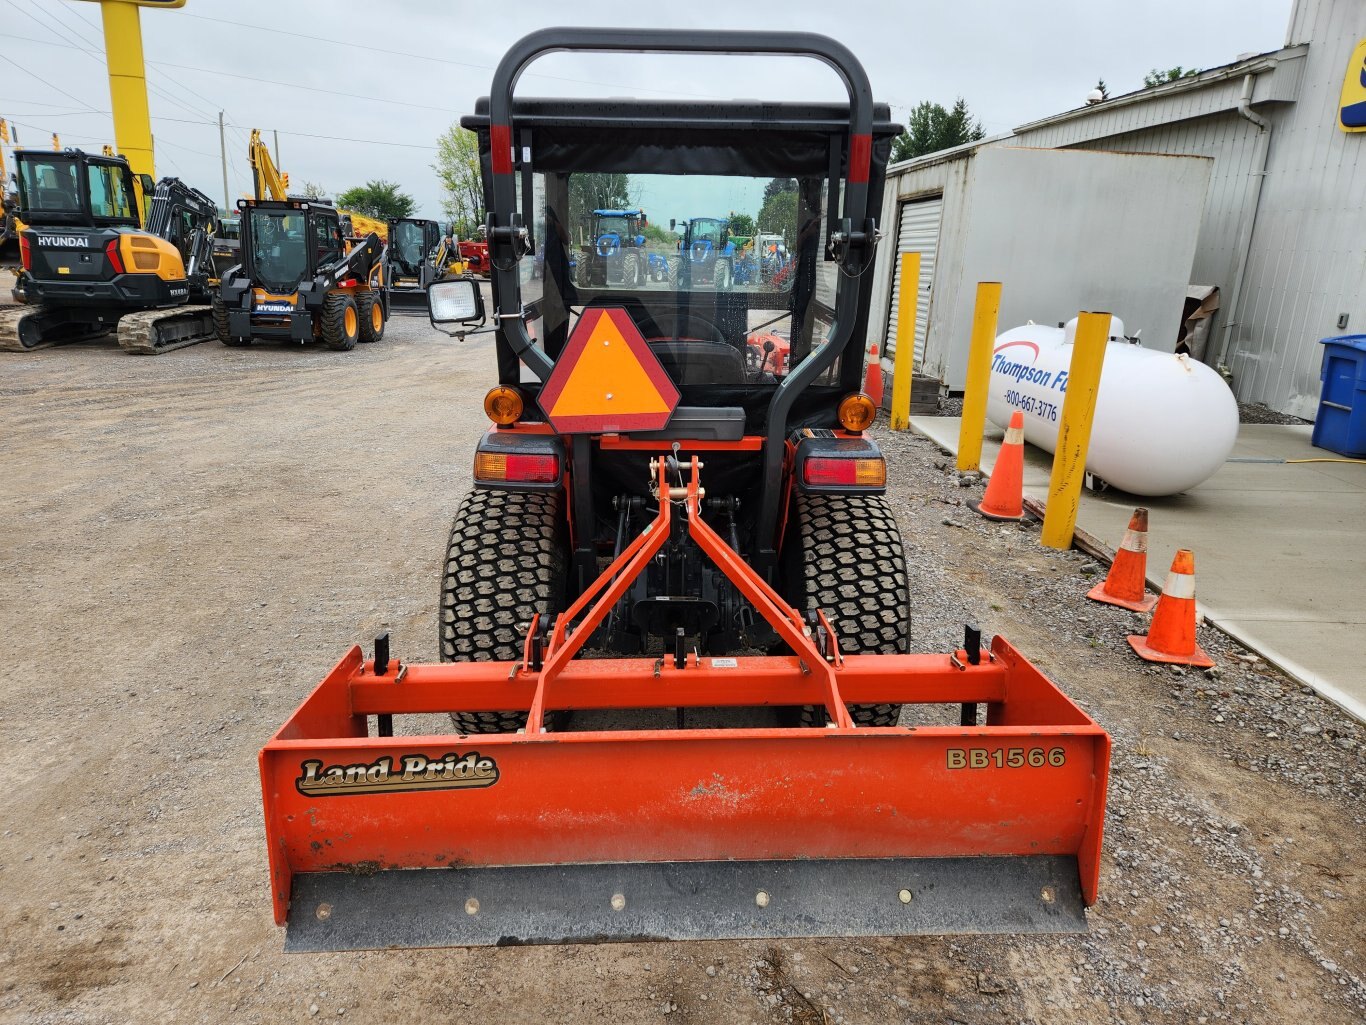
[1311,335,1366,457]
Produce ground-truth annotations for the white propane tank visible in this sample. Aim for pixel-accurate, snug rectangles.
[985,316,1239,496]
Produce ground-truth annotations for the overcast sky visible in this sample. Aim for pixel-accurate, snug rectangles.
[1,0,1291,220]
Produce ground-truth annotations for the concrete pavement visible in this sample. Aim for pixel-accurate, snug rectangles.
[911,416,1366,722]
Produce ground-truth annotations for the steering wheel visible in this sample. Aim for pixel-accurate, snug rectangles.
[651,309,728,346]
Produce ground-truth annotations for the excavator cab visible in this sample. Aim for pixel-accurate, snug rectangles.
[2,149,217,353]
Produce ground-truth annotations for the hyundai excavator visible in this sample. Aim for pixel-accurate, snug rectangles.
[0,148,219,353]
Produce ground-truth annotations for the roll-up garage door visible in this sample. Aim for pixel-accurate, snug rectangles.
[883,196,942,368]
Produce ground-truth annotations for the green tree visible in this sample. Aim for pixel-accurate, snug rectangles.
[434,125,484,239]
[336,179,415,220]
[1143,67,1199,88]
[1094,79,1110,101]
[757,190,797,236]
[728,212,756,237]
[642,222,677,245]
[891,98,985,162]
[763,177,797,202]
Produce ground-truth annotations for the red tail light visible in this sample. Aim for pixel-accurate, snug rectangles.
[18,234,30,271]
[105,238,124,274]
[803,457,886,488]
[474,452,560,484]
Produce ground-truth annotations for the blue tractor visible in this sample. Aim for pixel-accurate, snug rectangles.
[581,208,659,288]
[672,216,735,290]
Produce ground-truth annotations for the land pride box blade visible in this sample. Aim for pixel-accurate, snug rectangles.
[260,637,1110,950]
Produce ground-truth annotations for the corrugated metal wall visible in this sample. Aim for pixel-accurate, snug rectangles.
[1227,0,1366,418]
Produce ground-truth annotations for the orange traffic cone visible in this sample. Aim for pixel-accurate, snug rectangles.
[1087,508,1158,612]
[1127,549,1214,668]
[968,410,1024,521]
[863,342,884,406]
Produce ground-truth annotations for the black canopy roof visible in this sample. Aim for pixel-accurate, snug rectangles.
[462,97,900,178]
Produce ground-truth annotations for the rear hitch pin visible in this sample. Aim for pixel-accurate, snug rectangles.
[374,631,394,737]
[374,631,391,676]
[960,623,981,727]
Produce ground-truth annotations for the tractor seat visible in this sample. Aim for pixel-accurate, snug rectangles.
[646,338,746,386]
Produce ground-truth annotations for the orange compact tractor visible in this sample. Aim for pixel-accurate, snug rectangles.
[259,29,1110,951]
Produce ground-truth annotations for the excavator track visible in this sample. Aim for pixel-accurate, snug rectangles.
[116,305,215,354]
[0,305,107,351]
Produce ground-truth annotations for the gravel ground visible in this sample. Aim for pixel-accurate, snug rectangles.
[0,319,1360,1024]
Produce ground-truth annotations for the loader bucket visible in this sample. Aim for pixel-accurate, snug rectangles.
[261,458,1110,950]
[383,282,432,315]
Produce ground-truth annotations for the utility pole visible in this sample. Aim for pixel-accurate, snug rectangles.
[273,128,280,167]
[218,110,229,212]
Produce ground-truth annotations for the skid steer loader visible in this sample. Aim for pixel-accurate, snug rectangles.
[384,217,461,314]
[0,149,219,353]
[215,197,387,349]
[259,28,1110,951]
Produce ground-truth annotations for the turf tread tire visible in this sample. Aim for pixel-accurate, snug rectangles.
[788,493,910,727]
[439,489,567,733]
[321,292,359,351]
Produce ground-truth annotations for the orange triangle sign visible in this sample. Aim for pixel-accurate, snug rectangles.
[539,308,680,433]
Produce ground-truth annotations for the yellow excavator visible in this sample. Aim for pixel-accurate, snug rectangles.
[1,119,24,272]
[0,147,219,352]
[247,130,387,242]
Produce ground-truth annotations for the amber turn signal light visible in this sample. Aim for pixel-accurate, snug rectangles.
[837,393,877,432]
[484,386,524,425]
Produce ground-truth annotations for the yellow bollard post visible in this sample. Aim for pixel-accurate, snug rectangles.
[956,281,1002,471]
[889,251,921,431]
[1041,312,1111,550]
[98,1,158,185]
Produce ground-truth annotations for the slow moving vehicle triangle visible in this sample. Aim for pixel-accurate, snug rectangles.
[539,307,680,433]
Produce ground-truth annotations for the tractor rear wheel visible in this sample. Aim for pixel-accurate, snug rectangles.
[357,292,385,342]
[213,298,249,346]
[321,292,360,350]
[784,493,910,727]
[439,489,569,733]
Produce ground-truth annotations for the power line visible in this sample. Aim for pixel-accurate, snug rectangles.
[0,96,93,108]
[57,0,229,121]
[0,17,224,127]
[145,59,456,113]
[173,8,722,100]
[3,27,457,117]
[6,118,106,143]
[0,51,100,113]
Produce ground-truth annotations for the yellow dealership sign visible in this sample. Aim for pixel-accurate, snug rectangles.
[1341,38,1366,132]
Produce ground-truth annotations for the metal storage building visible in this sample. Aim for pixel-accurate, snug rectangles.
[870,0,1364,419]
